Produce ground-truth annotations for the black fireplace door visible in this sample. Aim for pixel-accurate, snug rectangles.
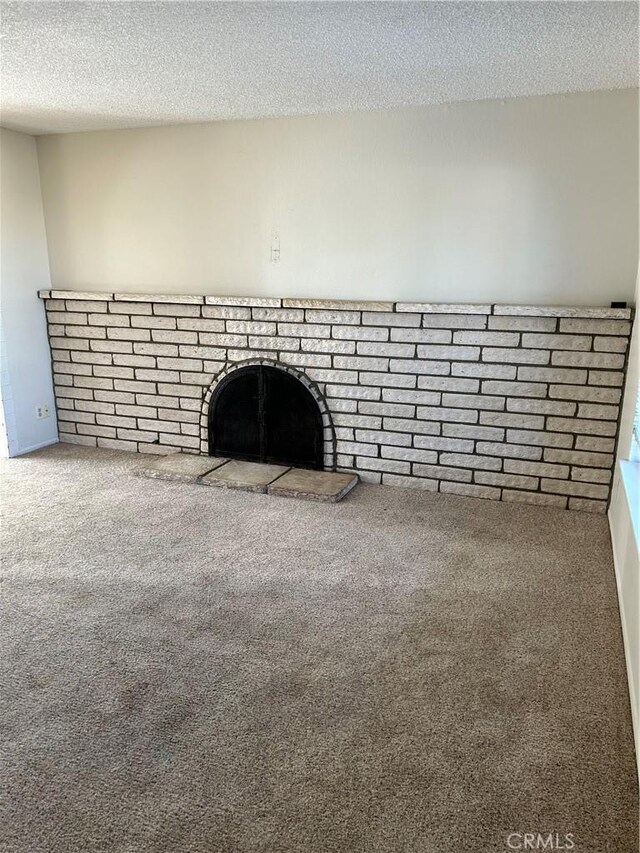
[209,365,324,470]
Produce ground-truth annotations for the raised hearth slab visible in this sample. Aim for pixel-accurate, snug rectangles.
[267,468,359,503]
[200,460,290,493]
[138,454,359,501]
[137,453,228,482]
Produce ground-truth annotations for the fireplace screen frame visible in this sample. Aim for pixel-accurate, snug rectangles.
[201,359,337,471]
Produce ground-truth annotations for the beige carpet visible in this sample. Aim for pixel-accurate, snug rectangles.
[1,443,637,853]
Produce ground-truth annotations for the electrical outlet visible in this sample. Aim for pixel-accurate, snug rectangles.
[36,404,51,420]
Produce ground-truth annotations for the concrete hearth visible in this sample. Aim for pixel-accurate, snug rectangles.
[138,453,360,501]
[137,453,228,482]
[267,468,359,502]
[201,460,290,493]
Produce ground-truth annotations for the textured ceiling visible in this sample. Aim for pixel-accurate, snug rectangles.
[1,1,638,135]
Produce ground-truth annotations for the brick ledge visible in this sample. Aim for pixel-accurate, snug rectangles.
[37,290,632,320]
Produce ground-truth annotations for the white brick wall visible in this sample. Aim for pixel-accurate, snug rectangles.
[40,290,633,513]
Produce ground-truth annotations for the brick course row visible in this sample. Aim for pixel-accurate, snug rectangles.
[41,292,633,513]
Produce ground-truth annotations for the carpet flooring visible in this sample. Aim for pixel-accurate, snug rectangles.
[1,443,637,853]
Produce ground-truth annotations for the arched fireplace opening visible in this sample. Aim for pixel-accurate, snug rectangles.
[208,364,325,470]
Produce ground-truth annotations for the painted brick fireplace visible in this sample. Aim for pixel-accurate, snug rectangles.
[39,290,633,513]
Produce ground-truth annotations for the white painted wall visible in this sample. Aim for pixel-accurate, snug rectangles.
[0,128,57,456]
[36,89,638,306]
[609,274,640,773]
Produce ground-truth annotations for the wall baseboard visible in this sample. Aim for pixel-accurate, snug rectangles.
[11,436,59,457]
[608,503,640,788]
